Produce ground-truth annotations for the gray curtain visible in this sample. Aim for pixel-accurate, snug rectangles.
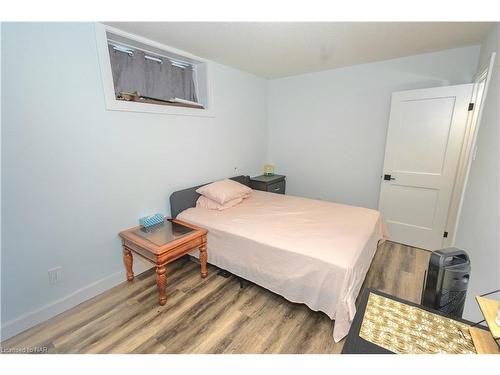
[108,45,198,102]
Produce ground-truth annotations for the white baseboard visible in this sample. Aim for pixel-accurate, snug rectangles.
[1,262,152,341]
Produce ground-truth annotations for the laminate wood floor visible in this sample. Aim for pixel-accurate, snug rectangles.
[2,241,430,354]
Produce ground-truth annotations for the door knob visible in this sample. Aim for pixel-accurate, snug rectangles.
[384,174,396,181]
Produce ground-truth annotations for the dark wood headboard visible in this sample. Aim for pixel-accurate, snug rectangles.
[169,175,251,218]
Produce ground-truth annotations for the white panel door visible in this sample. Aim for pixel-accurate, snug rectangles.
[379,84,473,250]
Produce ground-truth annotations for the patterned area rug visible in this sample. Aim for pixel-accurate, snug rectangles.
[359,293,476,354]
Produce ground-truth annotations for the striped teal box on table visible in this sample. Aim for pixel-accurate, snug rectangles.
[139,213,165,228]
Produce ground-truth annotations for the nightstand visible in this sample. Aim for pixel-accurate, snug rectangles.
[250,174,286,194]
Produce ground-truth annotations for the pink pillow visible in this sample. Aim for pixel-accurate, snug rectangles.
[196,195,243,211]
[196,179,252,205]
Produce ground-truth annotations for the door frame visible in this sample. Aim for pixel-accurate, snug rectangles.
[444,52,496,247]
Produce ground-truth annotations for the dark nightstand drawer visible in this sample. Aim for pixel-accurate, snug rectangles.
[267,180,285,194]
[250,174,286,194]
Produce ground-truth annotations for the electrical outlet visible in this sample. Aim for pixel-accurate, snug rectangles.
[48,267,63,285]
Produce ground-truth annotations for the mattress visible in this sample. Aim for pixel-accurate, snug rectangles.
[178,190,389,342]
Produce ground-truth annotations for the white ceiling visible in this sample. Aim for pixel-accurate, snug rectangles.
[105,22,494,78]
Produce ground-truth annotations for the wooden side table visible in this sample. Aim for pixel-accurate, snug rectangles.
[119,218,208,306]
[470,294,500,353]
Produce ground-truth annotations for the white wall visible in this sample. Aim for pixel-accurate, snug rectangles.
[455,25,500,323]
[1,23,268,339]
[267,46,481,209]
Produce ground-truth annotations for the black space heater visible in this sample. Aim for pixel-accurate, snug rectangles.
[421,247,471,318]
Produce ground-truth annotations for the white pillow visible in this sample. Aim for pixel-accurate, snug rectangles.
[196,195,243,211]
[196,179,252,205]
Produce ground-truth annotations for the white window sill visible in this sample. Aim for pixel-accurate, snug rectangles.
[106,98,215,117]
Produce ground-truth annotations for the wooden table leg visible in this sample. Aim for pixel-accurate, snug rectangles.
[199,242,208,278]
[123,247,134,282]
[156,265,167,305]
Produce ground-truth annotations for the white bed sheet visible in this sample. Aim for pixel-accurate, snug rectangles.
[178,190,389,342]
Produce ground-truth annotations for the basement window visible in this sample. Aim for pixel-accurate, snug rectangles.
[95,23,214,117]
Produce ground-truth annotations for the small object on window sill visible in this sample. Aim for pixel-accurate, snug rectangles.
[118,91,140,101]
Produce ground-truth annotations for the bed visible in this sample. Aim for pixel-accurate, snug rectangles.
[170,176,389,342]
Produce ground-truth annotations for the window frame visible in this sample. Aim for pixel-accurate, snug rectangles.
[95,23,215,117]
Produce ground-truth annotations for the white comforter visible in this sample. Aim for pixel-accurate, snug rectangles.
[178,190,389,342]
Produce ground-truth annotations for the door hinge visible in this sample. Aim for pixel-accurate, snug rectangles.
[468,103,474,111]
[443,231,448,238]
